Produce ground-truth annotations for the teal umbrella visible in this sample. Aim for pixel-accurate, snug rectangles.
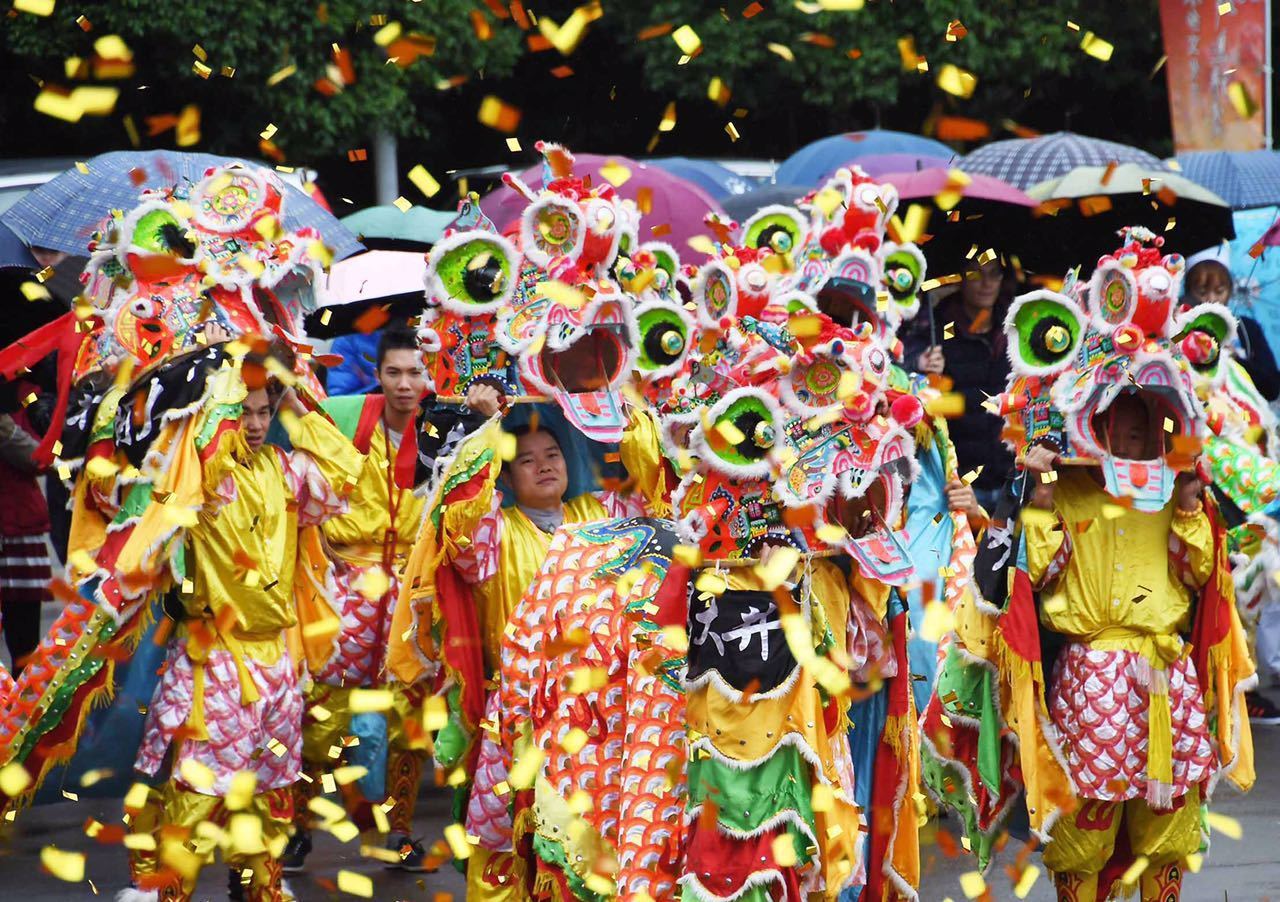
[341,204,453,247]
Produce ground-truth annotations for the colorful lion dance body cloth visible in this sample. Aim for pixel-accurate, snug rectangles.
[660,172,932,902]
[933,226,1255,900]
[0,163,351,900]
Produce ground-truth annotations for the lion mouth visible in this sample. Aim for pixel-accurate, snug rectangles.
[538,326,626,393]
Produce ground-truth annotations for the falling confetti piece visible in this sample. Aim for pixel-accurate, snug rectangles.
[443,823,473,859]
[919,600,956,643]
[1205,811,1242,839]
[267,63,297,86]
[349,688,395,712]
[1080,31,1114,62]
[506,137,522,152]
[1014,864,1041,897]
[0,763,32,796]
[725,122,740,142]
[1218,1,1232,12]
[756,546,800,589]
[771,833,798,866]
[407,165,441,198]
[560,727,589,754]
[41,846,85,882]
[1228,80,1259,119]
[672,24,701,55]
[936,63,977,99]
[958,870,986,899]
[336,869,373,897]
[767,43,795,62]
[599,161,632,187]
[15,0,55,14]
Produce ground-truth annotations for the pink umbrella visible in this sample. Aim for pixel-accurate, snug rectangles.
[877,167,1039,273]
[479,153,726,252]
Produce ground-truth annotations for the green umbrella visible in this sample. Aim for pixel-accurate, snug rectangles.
[1028,163,1234,271]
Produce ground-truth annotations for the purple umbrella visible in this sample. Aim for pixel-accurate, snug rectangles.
[479,153,726,251]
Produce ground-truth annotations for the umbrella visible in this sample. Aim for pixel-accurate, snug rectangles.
[718,184,810,222]
[341,204,453,248]
[1027,163,1234,271]
[305,204,450,338]
[1229,206,1280,344]
[2,150,363,261]
[961,131,1171,191]
[479,153,725,252]
[876,168,1038,274]
[775,130,953,186]
[1176,150,1280,211]
[648,157,760,198]
[0,221,36,270]
[845,153,952,180]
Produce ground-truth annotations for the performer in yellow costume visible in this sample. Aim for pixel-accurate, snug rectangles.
[1018,393,1248,901]
[389,380,667,900]
[130,343,362,902]
[284,327,433,871]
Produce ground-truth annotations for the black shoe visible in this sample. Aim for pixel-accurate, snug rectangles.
[1246,691,1280,724]
[280,829,313,873]
[386,833,435,872]
[228,867,247,902]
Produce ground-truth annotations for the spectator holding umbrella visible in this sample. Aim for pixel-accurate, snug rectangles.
[903,253,1019,511]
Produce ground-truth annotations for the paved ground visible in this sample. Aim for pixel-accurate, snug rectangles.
[4,607,1279,899]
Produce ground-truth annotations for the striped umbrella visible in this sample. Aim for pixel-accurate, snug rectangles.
[1176,151,1280,210]
[961,131,1170,190]
[1,151,362,260]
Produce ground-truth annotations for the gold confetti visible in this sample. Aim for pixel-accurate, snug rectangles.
[600,160,632,186]
[1080,31,1114,62]
[15,0,55,15]
[1120,855,1149,886]
[919,601,956,643]
[560,727,589,754]
[267,63,297,86]
[958,870,986,899]
[936,64,977,98]
[1218,1,1232,12]
[179,758,216,790]
[333,765,368,785]
[40,846,84,882]
[349,688,395,712]
[259,122,278,141]
[408,164,441,198]
[767,42,794,62]
[443,823,473,859]
[1205,811,1242,839]
[506,137,522,152]
[724,122,740,142]
[671,24,701,55]
[1014,864,1041,898]
[707,76,730,106]
[755,545,800,590]
[0,764,31,797]
[1228,80,1259,119]
[337,870,373,897]
[374,21,402,46]
[20,281,51,302]
[772,833,798,866]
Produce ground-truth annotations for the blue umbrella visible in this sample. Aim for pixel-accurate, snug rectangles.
[1229,206,1280,351]
[2,150,362,260]
[648,157,759,198]
[0,221,36,270]
[341,203,453,246]
[1177,151,1280,210]
[961,131,1170,190]
[775,130,952,186]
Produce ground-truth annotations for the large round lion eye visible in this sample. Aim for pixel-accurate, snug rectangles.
[707,389,780,474]
[743,207,804,256]
[433,236,517,308]
[636,304,689,373]
[1011,293,1084,370]
[132,209,192,257]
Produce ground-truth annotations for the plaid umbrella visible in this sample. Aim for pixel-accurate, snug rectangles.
[1,150,362,260]
[0,221,36,271]
[961,131,1171,190]
[1176,150,1280,211]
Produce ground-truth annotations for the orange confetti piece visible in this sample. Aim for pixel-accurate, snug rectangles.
[743,2,764,15]
[354,306,391,334]
[478,95,522,132]
[470,9,492,40]
[637,22,673,41]
[551,65,573,78]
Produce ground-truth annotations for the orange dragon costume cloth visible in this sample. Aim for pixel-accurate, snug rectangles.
[929,227,1255,901]
[385,144,673,899]
[288,391,430,844]
[0,163,350,899]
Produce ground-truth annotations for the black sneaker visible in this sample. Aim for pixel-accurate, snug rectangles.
[280,829,313,873]
[386,833,435,872]
[1246,691,1280,725]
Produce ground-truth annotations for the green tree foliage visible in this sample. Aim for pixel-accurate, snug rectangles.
[0,0,524,159]
[603,0,1171,156]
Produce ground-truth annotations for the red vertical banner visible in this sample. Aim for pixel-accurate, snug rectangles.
[1159,0,1270,151]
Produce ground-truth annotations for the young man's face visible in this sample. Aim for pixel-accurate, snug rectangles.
[242,388,272,452]
[1186,262,1231,305]
[508,429,568,510]
[1101,396,1153,460]
[377,348,427,419]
